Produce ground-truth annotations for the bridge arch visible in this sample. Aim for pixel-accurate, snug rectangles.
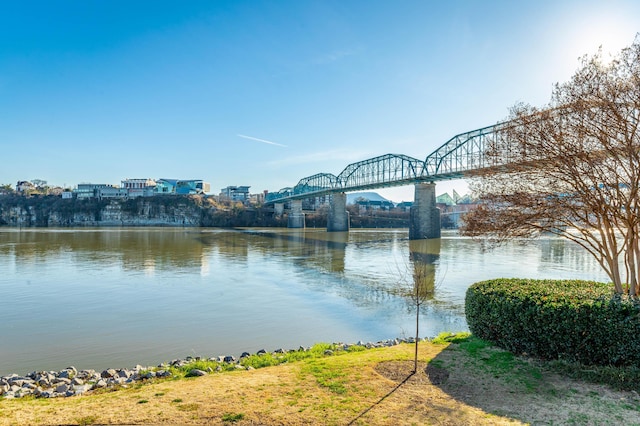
[336,153,424,191]
[294,173,338,196]
[276,187,294,198]
[423,122,510,179]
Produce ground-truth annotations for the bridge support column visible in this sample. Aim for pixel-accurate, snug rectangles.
[274,202,284,217]
[327,192,350,232]
[409,182,441,240]
[287,200,305,229]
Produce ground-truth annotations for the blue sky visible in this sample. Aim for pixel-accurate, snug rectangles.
[1,1,638,201]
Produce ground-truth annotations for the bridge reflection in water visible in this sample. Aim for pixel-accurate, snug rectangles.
[234,229,443,311]
[408,238,441,300]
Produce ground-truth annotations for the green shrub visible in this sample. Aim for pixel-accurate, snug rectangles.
[465,279,640,366]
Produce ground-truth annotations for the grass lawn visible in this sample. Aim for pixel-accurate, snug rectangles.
[1,335,639,425]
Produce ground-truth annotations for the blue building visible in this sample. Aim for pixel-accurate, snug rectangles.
[156,179,210,195]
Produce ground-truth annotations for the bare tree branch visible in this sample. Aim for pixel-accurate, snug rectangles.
[461,36,640,296]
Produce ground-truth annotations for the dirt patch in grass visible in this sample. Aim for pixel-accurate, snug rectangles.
[374,360,434,385]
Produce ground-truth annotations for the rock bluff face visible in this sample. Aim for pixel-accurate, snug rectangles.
[0,195,284,228]
[0,196,203,227]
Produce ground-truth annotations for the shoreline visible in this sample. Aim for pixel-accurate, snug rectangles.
[0,336,426,399]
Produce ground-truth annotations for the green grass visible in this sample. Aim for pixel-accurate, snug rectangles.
[301,359,349,395]
[221,412,245,422]
[75,415,98,426]
[437,333,640,394]
[438,334,545,393]
[431,331,472,345]
[176,403,199,412]
[162,343,368,378]
[546,359,640,392]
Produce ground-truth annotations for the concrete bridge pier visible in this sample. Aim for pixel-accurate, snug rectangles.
[409,182,441,240]
[274,202,284,217]
[287,200,305,229]
[327,192,350,232]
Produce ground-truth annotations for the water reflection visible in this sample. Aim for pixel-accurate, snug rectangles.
[228,229,349,273]
[538,238,605,277]
[0,229,209,270]
[0,227,612,375]
[409,238,441,300]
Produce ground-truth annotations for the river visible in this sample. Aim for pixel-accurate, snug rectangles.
[0,227,609,376]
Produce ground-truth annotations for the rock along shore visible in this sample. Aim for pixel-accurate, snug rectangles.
[0,337,424,399]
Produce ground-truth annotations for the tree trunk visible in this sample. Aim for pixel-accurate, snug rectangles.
[414,302,419,374]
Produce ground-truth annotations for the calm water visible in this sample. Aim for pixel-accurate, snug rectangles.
[0,227,609,375]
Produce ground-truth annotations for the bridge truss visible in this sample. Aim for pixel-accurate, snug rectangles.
[266,121,510,203]
[423,122,511,179]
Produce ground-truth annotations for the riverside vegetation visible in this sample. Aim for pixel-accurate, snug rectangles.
[0,339,409,400]
[466,279,640,370]
[1,333,639,425]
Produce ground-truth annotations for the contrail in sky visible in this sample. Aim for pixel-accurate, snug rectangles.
[237,134,287,147]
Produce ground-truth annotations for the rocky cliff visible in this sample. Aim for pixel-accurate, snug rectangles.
[0,195,208,227]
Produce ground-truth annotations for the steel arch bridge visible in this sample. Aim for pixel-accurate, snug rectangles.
[265,121,508,203]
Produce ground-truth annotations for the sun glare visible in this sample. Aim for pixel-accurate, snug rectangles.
[539,5,638,87]
[564,10,636,61]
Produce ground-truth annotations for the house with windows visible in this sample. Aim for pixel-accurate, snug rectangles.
[74,183,125,199]
[121,178,156,198]
[220,186,250,201]
[16,181,35,194]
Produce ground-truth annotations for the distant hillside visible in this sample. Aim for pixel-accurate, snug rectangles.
[346,192,391,204]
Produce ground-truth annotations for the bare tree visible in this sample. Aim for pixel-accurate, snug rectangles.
[396,239,440,373]
[461,37,640,296]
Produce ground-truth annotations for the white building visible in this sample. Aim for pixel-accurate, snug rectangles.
[122,178,156,198]
[220,186,250,201]
[16,181,35,194]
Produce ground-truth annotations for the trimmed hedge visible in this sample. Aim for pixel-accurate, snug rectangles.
[465,279,640,366]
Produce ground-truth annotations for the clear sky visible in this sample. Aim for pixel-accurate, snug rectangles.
[1,0,638,201]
